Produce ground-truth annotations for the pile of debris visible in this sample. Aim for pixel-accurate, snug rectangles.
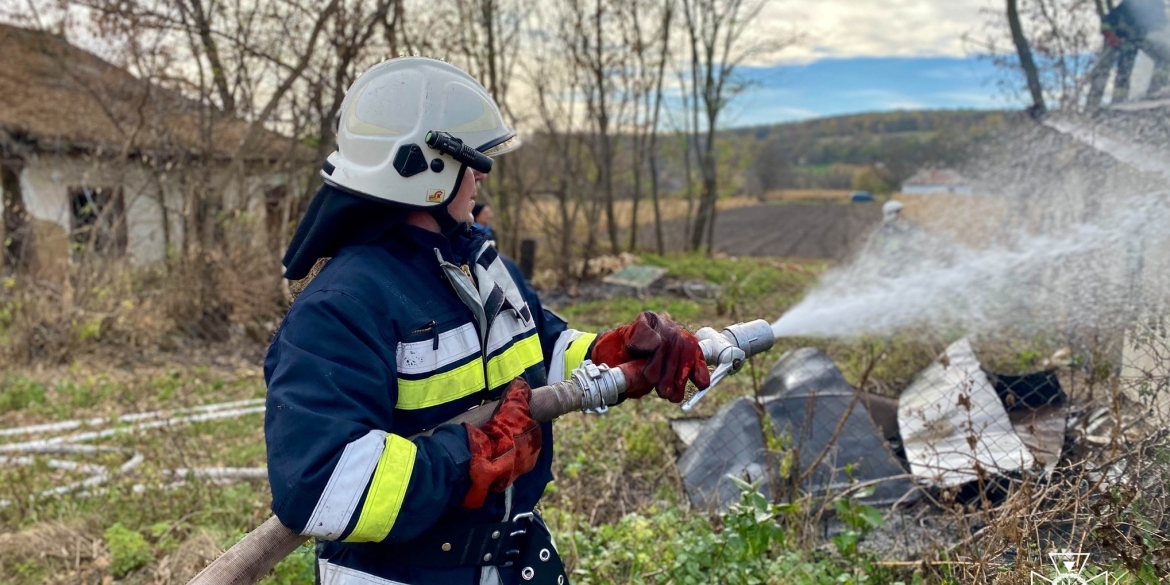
[537,254,728,308]
[673,339,1075,512]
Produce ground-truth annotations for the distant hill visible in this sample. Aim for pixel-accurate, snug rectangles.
[734,110,1010,193]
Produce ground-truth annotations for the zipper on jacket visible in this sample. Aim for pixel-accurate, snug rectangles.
[412,320,439,350]
[436,249,495,400]
[465,262,492,398]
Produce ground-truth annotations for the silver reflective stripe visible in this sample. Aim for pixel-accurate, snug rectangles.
[436,249,487,349]
[485,311,537,356]
[549,330,586,382]
[396,323,480,375]
[471,245,536,356]
[303,430,387,540]
[474,244,529,318]
[319,559,410,585]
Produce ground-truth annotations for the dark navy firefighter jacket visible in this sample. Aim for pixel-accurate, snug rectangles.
[265,225,597,584]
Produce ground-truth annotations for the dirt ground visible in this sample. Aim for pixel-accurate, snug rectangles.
[646,202,882,261]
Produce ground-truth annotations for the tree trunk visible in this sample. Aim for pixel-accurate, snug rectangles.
[649,150,664,255]
[629,142,642,252]
[1008,0,1046,115]
[682,134,696,246]
[184,0,236,114]
[595,0,619,256]
[702,113,719,253]
[648,0,671,256]
[685,0,704,251]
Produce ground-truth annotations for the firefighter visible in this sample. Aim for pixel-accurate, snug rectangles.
[882,199,904,224]
[867,200,914,277]
[265,57,710,585]
[1087,0,1170,107]
[473,202,498,242]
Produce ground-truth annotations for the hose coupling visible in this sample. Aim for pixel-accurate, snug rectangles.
[570,360,627,414]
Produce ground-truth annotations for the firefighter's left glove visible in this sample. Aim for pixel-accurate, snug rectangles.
[462,378,543,509]
[592,311,710,403]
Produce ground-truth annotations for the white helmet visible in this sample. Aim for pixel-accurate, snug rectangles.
[323,57,519,211]
[882,200,904,222]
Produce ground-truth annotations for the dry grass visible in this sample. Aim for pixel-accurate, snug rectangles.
[149,532,226,585]
[519,194,761,237]
[0,521,109,584]
[1,227,285,366]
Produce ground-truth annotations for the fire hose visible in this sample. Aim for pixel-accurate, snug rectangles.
[186,320,774,585]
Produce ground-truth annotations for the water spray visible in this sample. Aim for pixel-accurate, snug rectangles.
[767,194,1170,341]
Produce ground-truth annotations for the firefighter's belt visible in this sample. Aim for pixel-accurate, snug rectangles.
[392,513,536,566]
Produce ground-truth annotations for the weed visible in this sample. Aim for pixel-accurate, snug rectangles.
[830,486,885,559]
[0,377,47,414]
[104,522,154,578]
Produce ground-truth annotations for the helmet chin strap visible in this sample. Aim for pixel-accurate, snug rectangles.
[431,162,472,239]
[429,206,471,239]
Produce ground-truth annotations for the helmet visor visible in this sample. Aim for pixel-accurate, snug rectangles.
[480,134,522,157]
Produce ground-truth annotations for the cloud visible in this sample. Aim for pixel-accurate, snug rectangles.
[748,0,1002,66]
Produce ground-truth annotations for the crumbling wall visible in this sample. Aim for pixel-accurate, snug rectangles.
[8,155,301,270]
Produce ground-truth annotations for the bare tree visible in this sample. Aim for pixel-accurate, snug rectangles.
[973,0,1106,113]
[680,0,788,253]
[555,0,633,263]
[622,0,674,254]
[1008,0,1048,115]
[525,9,589,285]
[307,0,401,175]
[434,0,530,255]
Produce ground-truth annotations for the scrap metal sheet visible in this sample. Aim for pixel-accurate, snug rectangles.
[898,339,1034,488]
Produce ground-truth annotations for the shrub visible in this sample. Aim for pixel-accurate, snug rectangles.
[0,377,46,414]
[104,523,153,578]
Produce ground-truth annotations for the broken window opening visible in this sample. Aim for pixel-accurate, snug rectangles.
[264,184,289,255]
[2,165,31,272]
[69,185,127,258]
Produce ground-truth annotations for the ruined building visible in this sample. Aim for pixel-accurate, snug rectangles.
[0,24,313,275]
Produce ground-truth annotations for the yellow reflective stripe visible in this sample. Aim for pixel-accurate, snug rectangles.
[396,359,485,410]
[344,434,417,543]
[487,334,544,389]
[563,333,597,381]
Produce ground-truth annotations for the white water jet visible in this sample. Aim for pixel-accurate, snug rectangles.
[772,193,1170,340]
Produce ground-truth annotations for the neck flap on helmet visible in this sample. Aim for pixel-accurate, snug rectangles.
[282,180,408,281]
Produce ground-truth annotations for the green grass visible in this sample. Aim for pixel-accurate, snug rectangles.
[0,252,1166,584]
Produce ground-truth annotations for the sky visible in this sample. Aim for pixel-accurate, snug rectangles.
[726,0,1026,126]
[727,56,1023,127]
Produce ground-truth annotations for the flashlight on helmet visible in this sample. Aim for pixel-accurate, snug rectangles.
[425,131,494,174]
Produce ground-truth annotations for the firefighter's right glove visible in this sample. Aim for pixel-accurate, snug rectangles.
[462,378,542,509]
[591,311,710,403]
[1103,29,1122,48]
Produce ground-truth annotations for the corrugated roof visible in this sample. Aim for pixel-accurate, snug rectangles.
[0,24,311,161]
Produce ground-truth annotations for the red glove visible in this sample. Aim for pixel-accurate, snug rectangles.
[462,379,542,509]
[1104,29,1122,48]
[591,311,710,403]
